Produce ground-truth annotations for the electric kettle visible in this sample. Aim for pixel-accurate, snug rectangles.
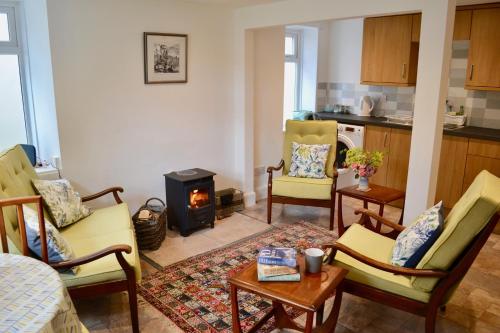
[360,95,374,117]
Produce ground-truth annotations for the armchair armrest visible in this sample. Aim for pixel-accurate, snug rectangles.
[82,187,124,204]
[50,244,132,270]
[355,208,405,233]
[267,160,285,174]
[323,242,448,278]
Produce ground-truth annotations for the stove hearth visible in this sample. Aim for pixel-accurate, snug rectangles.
[164,168,216,237]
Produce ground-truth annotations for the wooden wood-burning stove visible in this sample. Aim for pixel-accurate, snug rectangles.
[164,168,216,236]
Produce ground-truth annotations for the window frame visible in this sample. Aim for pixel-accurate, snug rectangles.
[0,1,35,148]
[284,30,302,112]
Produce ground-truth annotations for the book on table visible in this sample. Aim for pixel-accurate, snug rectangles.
[257,247,297,267]
[257,247,300,282]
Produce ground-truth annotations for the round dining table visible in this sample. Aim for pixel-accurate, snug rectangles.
[0,253,83,333]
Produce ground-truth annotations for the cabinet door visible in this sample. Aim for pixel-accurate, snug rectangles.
[386,129,412,191]
[361,15,413,85]
[435,136,468,208]
[463,155,500,192]
[364,125,391,186]
[453,10,472,40]
[466,8,500,90]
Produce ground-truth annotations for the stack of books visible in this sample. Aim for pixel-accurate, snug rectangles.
[257,247,300,281]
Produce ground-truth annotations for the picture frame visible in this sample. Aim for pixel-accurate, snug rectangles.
[144,32,188,84]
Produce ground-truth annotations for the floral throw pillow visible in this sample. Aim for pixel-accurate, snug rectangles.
[23,205,79,274]
[391,201,444,268]
[288,142,331,179]
[33,179,91,228]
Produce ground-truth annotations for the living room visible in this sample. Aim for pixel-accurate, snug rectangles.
[0,0,499,332]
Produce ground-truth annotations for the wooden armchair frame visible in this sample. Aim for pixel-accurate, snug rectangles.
[0,188,139,333]
[323,209,500,333]
[267,159,339,230]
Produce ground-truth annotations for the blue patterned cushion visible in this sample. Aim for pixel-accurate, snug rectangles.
[23,206,79,273]
[391,202,444,268]
[288,142,331,179]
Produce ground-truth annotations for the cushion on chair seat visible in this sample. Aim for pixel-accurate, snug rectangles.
[334,224,431,303]
[60,203,133,239]
[60,228,141,287]
[272,175,333,200]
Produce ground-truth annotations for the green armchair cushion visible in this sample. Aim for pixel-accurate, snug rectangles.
[60,203,133,239]
[0,145,40,250]
[272,175,333,200]
[412,170,500,292]
[334,224,431,303]
[283,120,337,178]
[60,228,141,287]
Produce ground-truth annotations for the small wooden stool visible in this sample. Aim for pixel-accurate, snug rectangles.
[228,256,347,333]
[337,184,405,236]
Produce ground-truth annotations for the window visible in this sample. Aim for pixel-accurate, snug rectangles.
[0,3,31,150]
[283,30,301,128]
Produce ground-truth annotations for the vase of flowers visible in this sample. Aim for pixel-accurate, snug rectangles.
[344,148,384,191]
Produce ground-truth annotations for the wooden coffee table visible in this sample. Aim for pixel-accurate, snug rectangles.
[228,256,347,333]
[337,184,405,236]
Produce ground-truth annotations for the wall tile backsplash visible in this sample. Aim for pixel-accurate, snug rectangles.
[316,41,500,129]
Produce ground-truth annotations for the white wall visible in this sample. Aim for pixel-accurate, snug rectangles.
[23,0,60,162]
[327,18,363,84]
[46,0,236,210]
[299,26,318,111]
[252,26,285,200]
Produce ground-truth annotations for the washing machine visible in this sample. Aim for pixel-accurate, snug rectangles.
[336,123,365,189]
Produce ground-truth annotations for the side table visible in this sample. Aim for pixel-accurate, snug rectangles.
[229,256,347,333]
[337,184,405,236]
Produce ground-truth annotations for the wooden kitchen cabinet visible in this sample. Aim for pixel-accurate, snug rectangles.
[386,129,412,192]
[364,125,391,186]
[453,10,472,40]
[465,8,500,91]
[435,136,469,209]
[463,138,500,191]
[361,14,420,86]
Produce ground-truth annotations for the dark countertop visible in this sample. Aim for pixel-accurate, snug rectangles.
[312,112,500,142]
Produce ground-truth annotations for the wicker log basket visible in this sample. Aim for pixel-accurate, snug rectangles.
[132,197,167,250]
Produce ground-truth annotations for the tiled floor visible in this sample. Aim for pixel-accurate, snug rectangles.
[76,197,500,332]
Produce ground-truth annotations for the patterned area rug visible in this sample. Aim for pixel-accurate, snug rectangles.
[138,221,338,333]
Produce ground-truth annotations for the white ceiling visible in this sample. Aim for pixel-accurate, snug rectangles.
[184,0,285,8]
[186,0,498,9]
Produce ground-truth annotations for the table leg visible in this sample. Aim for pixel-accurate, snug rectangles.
[398,204,405,226]
[304,312,314,333]
[376,204,385,232]
[337,194,344,236]
[316,303,325,325]
[273,301,302,331]
[230,284,242,333]
[316,284,344,333]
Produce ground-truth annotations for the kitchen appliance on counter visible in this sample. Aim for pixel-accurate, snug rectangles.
[359,95,375,117]
[336,123,365,189]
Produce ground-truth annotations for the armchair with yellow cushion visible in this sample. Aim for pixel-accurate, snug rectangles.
[0,145,141,333]
[323,170,500,333]
[267,120,338,230]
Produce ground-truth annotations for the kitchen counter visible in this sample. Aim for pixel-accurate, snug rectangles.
[312,112,500,142]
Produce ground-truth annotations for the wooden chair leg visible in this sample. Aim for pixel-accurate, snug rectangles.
[127,275,139,333]
[425,308,438,333]
[267,196,272,224]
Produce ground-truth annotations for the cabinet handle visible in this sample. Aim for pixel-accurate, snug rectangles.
[383,132,388,147]
[469,64,474,80]
[401,64,407,79]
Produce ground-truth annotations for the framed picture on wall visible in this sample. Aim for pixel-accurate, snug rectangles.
[144,32,188,84]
